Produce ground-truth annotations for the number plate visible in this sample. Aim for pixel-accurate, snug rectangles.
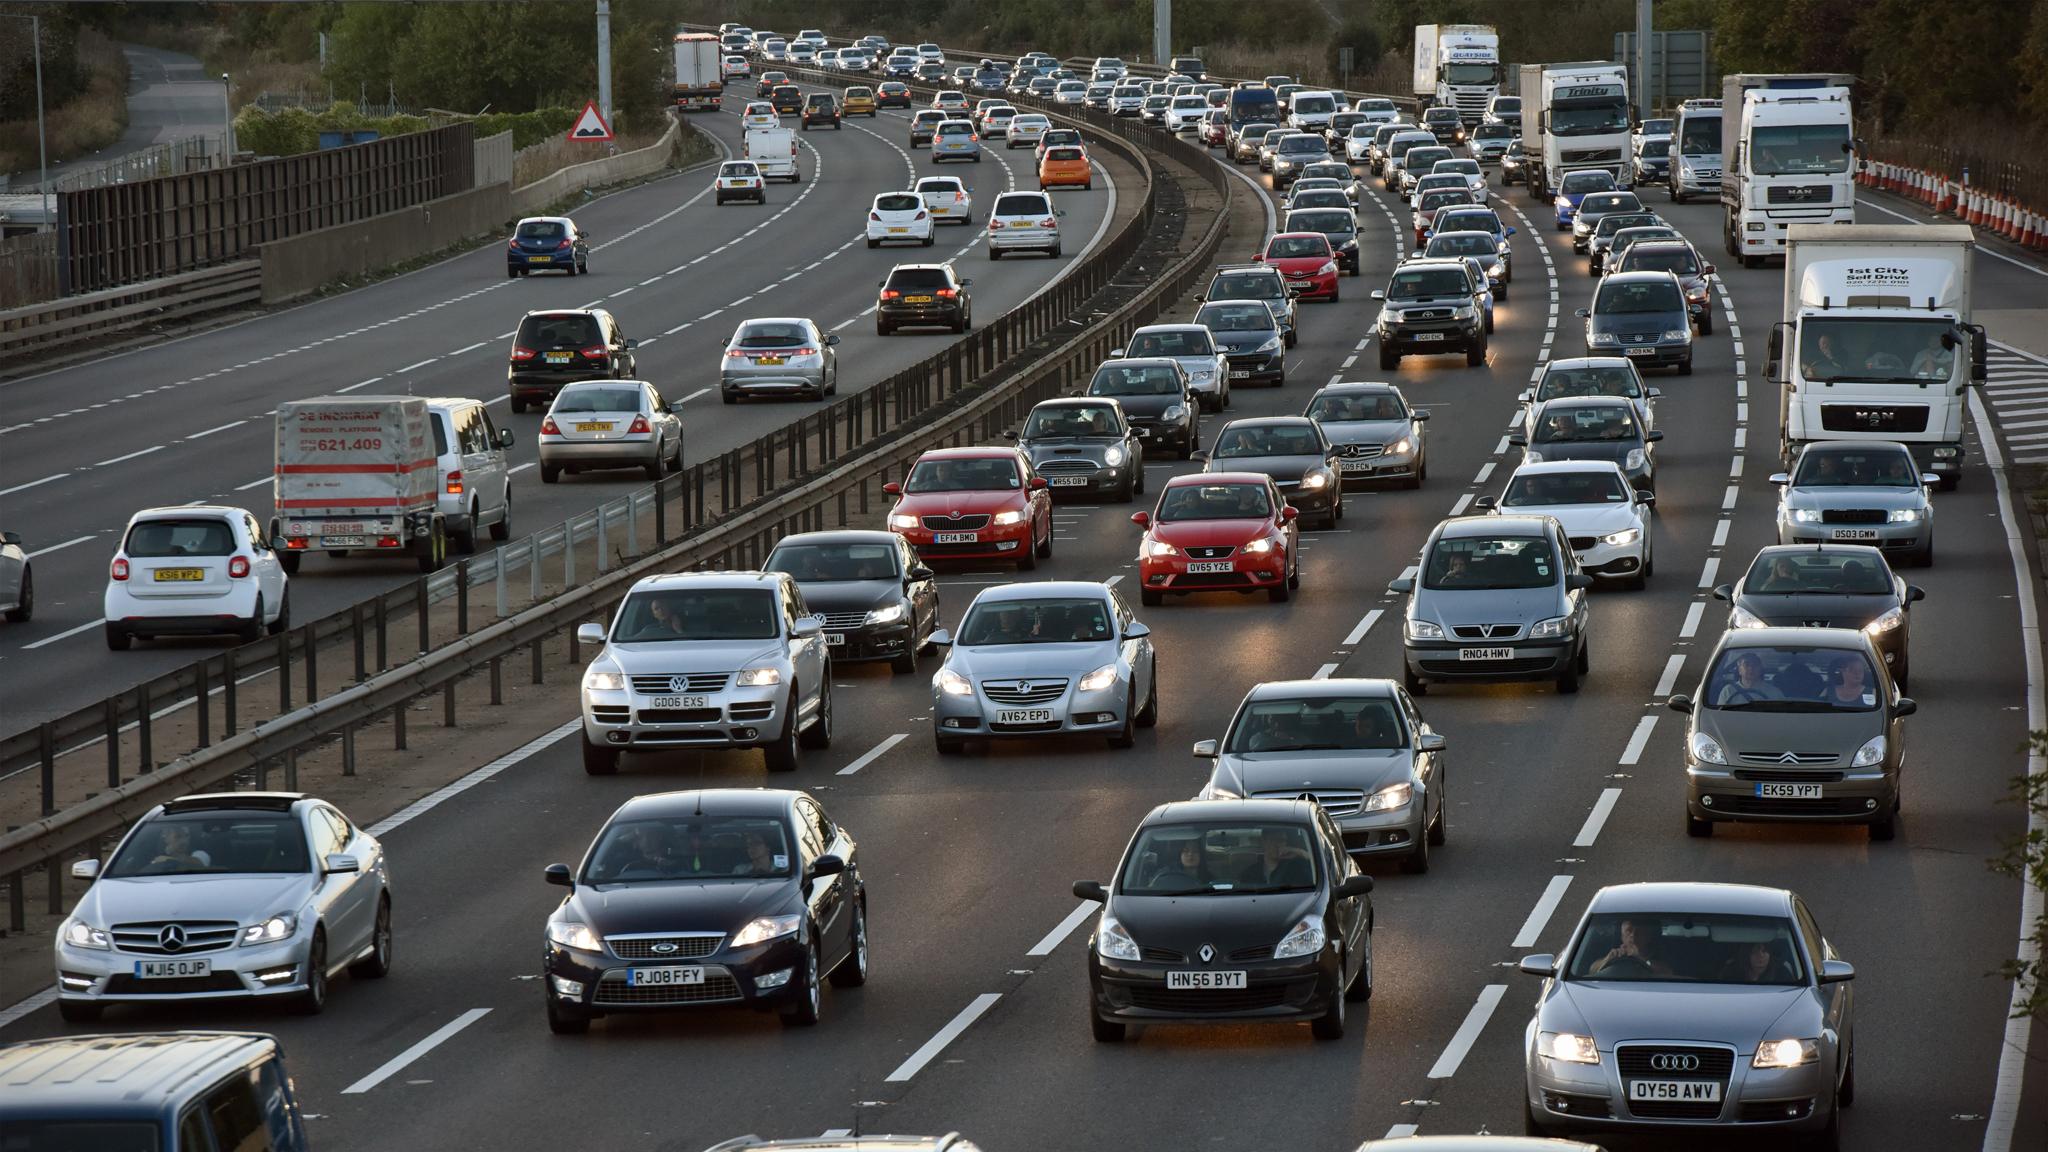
[529,255,554,264]
[888,227,909,234]
[575,422,614,433]
[1412,331,1445,341]
[755,356,786,365]
[996,708,1055,723]
[1339,459,1373,473]
[1628,1080,1722,1103]
[1165,969,1247,990]
[321,536,366,548]
[152,568,204,582]
[545,351,573,363]
[135,958,210,979]
[825,633,846,646]
[1830,528,1879,541]
[934,531,978,544]
[1186,561,1235,573]
[1459,647,1514,661]
[1048,476,1090,487]
[905,294,935,303]
[1624,346,1655,356]
[648,695,709,710]
[627,966,706,987]
[1230,369,1251,379]
[1756,782,1825,799]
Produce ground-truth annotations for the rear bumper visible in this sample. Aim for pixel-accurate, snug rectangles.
[989,227,1059,251]
[538,438,660,467]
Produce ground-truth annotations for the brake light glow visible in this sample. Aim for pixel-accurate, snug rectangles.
[627,415,652,434]
[541,417,561,435]
[511,346,537,361]
[556,238,574,250]
[111,558,129,581]
[989,220,1005,229]
[228,556,251,579]
[936,288,957,297]
[446,469,464,495]
[881,289,902,299]
[581,345,608,360]
[1040,218,1058,228]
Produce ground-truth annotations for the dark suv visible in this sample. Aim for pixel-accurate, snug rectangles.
[507,309,638,412]
[771,84,803,115]
[801,93,841,130]
[1373,259,1488,369]
[876,264,973,335]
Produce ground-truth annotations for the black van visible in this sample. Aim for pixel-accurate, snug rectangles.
[0,1031,309,1150]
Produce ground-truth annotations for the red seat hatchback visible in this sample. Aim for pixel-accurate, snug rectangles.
[1131,472,1300,605]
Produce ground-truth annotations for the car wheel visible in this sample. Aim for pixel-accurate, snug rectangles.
[798,679,833,749]
[349,895,394,978]
[1091,1001,1127,1043]
[922,234,934,246]
[289,930,328,1015]
[581,739,619,776]
[509,396,527,414]
[935,732,966,755]
[1699,309,1714,336]
[1678,355,1694,376]
[1556,644,1581,694]
[1402,819,1431,874]
[1814,1089,1843,1151]
[1467,337,1487,368]
[1868,800,1899,842]
[1380,347,1399,370]
[1496,282,1508,302]
[1310,975,1346,1039]
[779,941,822,1027]
[829,898,870,988]
[506,267,519,280]
[6,564,34,622]
[1051,244,1062,257]
[1267,570,1292,602]
[643,443,665,482]
[239,597,266,644]
[1141,588,1163,607]
[1686,811,1714,837]
[867,237,879,249]
[540,464,561,484]
[416,521,446,573]
[279,551,301,575]
[1136,665,1159,728]
[269,588,290,636]
[764,693,802,772]
[1523,1101,1553,1137]
[1108,688,1136,749]
[490,493,511,542]
[546,989,592,1034]
[57,998,104,1024]
[1840,1045,1857,1106]
[1343,936,1374,1001]
[453,503,480,554]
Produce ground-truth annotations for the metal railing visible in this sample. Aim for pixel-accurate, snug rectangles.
[0,260,262,356]
[7,135,219,196]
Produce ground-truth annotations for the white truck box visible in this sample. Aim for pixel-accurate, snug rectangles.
[272,396,446,571]
[744,127,800,181]
[1519,61,1631,198]
[672,33,724,110]
[1415,24,1501,123]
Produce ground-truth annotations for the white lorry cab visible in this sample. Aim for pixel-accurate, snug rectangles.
[1720,75,1856,266]
[1770,224,1987,488]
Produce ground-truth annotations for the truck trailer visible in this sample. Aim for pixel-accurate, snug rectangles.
[673,32,724,110]
[271,397,447,573]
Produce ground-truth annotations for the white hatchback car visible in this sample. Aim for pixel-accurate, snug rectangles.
[741,102,779,130]
[867,190,936,247]
[715,160,767,205]
[986,190,1062,259]
[105,506,290,649]
[914,175,974,226]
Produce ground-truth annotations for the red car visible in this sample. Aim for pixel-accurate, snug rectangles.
[1199,110,1229,148]
[885,447,1053,569]
[1254,231,1340,302]
[1131,472,1300,605]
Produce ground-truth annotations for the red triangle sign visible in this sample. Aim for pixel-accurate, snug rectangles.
[567,101,614,141]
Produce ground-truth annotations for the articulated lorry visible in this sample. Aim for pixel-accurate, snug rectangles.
[1517,61,1631,199]
[1770,224,1986,488]
[1720,73,1857,266]
[673,32,724,110]
[272,397,447,573]
[1413,24,1502,125]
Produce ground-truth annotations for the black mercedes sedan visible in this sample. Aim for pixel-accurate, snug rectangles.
[1076,798,1374,1042]
[766,530,939,675]
[541,789,866,1033]
[1714,543,1924,690]
[1200,417,1342,528]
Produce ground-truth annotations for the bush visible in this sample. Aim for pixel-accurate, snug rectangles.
[473,108,581,150]
[232,103,492,157]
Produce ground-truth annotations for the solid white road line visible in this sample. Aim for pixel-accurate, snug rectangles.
[94,445,163,467]
[836,733,907,776]
[1343,609,1382,647]
[26,535,94,558]
[1427,984,1507,1079]
[1573,787,1623,847]
[1512,875,1574,948]
[1652,654,1685,697]
[885,993,1002,1082]
[1027,900,1098,956]
[341,1008,492,1094]
[22,620,101,650]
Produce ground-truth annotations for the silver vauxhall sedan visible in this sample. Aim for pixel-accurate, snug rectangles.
[1195,678,1447,873]
[929,580,1156,753]
[1773,440,1936,567]
[719,317,841,402]
[1519,882,1856,1146]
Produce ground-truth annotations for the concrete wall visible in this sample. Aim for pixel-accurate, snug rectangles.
[474,131,514,189]
[257,182,511,304]
[510,118,681,216]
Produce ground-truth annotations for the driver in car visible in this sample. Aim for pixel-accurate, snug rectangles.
[1237,827,1314,887]
[1591,917,1672,975]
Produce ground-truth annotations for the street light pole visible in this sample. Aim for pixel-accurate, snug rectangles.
[221,73,235,166]
[6,14,52,227]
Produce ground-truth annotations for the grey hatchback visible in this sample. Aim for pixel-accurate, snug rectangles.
[1390,515,1593,695]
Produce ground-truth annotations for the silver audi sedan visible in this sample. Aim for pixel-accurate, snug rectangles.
[1519,882,1856,1145]
[55,792,393,1021]
[1194,678,1447,873]
[719,317,841,402]
[1772,440,1935,567]
[928,580,1157,753]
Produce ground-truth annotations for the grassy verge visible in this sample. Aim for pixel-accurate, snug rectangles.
[0,29,129,176]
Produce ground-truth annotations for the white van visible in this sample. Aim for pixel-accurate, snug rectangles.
[428,397,514,552]
[744,126,801,181]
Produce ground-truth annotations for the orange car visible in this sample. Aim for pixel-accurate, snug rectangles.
[1038,144,1093,191]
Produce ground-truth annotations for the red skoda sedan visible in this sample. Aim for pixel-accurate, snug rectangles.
[886,447,1053,569]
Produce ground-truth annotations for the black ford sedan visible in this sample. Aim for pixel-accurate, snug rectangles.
[1714,543,1923,690]
[542,788,865,1033]
[1076,798,1374,1042]
[766,530,939,675]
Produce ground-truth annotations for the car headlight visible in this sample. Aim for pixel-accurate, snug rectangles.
[1522,449,1544,463]
[1319,261,1336,276]
[992,509,1027,526]
[546,920,603,952]
[1753,1037,1820,1068]
[1450,305,1476,319]
[1096,914,1142,961]
[1300,470,1330,490]
[1690,729,1727,765]
[1852,735,1887,767]
[1142,538,1180,558]
[240,912,298,946]
[583,666,625,692]
[1257,336,1284,353]
[1625,448,1646,471]
[1574,220,1591,235]
[1888,507,1923,523]
[1864,606,1905,635]
[1406,618,1443,640]
[1163,404,1187,422]
[1102,446,1126,467]
[1241,537,1276,555]
[1731,605,1767,629]
[1385,436,1413,455]
[1273,915,1327,959]
[1662,329,1692,342]
[1188,369,1213,382]
[937,667,974,696]
[1198,780,1241,800]
[731,913,804,948]
[62,919,110,950]
[1539,1031,1601,1065]
[1789,507,1823,524]
[1602,527,1641,546]
[865,603,908,626]
[889,513,920,530]
[1363,782,1413,812]
[1528,615,1571,639]
[1587,332,1620,347]
[736,667,782,686]
[1686,284,1709,300]
[1077,663,1120,692]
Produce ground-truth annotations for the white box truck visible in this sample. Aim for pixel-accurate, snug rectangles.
[1770,224,1986,488]
[1414,24,1502,124]
[743,126,800,182]
[1518,61,1631,199]
[1665,97,1722,203]
[672,32,724,110]
[1719,73,1857,266]
[271,397,447,573]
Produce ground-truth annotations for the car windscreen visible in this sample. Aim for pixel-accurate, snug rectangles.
[1388,267,1470,298]
[518,314,600,346]
[1435,160,1481,176]
[720,163,758,178]
[1797,317,1957,383]
[1196,303,1273,332]
[1088,363,1181,397]
[1128,329,1212,357]
[124,518,235,557]
[1744,551,1892,595]
[1277,135,1325,154]
[552,386,642,414]
[1119,822,1319,896]
[1580,193,1642,215]
[1612,229,1680,255]
[1566,913,1807,984]
[1226,696,1405,753]
[1534,404,1639,443]
[1595,212,1659,237]
[105,810,310,878]
[886,267,952,288]
[1593,280,1683,314]
[1618,244,1699,275]
[1213,424,1319,458]
[1307,392,1405,422]
[1791,447,1921,487]
[1474,122,1513,139]
[1157,482,1271,521]
[583,816,795,884]
[1288,179,1343,196]
[1504,470,1632,507]
[1290,211,1354,236]
[516,220,565,240]
[1705,644,1881,711]
[1422,534,1557,590]
[1293,95,1336,115]
[1026,404,1123,436]
[1538,365,1644,400]
[613,588,778,642]
[766,542,900,582]
[736,321,811,347]
[958,595,1113,645]
[1427,233,1495,258]
[1424,108,1460,124]
[906,456,1020,492]
[1267,235,1329,259]
[1751,123,1852,175]
[1045,146,1085,162]
[1560,170,1616,195]
[1404,147,1453,169]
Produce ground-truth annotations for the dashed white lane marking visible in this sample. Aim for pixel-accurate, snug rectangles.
[1342,610,1382,647]
[396,358,437,373]
[1,473,69,497]
[1312,662,1340,680]
[886,993,1002,1082]
[1652,654,1686,697]
[1721,486,1739,511]
[1698,556,1720,589]
[1680,601,1706,639]
[1027,900,1098,957]
[185,420,245,440]
[1511,876,1574,948]
[1712,520,1730,548]
[1618,716,1659,766]
[338,376,384,393]
[448,341,487,357]
[1449,493,1474,516]
[507,462,536,475]
[341,1008,492,1094]
[1573,787,1623,847]
[235,476,271,492]
[1427,984,1506,1079]
[26,535,94,558]
[836,732,907,776]
[676,387,711,404]
[94,445,162,467]
[22,619,101,649]
[1472,462,1494,485]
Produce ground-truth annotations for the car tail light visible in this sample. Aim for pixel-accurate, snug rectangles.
[871,211,883,220]
[627,415,652,434]
[1040,218,1057,228]
[881,289,901,299]
[954,191,966,202]
[507,239,519,250]
[581,345,608,360]
[285,537,307,551]
[511,346,537,361]
[446,469,464,495]
[228,555,251,579]
[727,348,749,358]
[936,287,957,298]
[989,220,1005,229]
[793,347,818,357]
[111,558,129,581]
[914,210,926,220]
[556,238,574,250]
[541,416,561,435]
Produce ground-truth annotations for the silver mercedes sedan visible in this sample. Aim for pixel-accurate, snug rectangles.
[1518,882,1856,1145]
[1302,381,1429,488]
[928,580,1156,753]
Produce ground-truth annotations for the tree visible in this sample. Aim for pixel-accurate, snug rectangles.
[1996,735,2048,1022]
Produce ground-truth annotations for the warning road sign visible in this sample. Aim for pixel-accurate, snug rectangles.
[568,101,614,141]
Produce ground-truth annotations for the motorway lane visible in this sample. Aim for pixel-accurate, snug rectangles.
[0,90,1127,727]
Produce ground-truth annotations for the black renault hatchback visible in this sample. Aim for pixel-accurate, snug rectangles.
[542,788,866,1033]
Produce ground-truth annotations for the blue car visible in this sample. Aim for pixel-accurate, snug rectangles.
[1552,169,1618,231]
[507,215,589,277]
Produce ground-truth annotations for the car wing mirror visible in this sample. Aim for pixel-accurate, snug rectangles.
[1124,621,1151,640]
[1073,879,1108,903]
[1702,262,1716,275]
[1566,572,1594,591]
[324,853,361,875]
[269,534,290,551]
[1573,307,1590,318]
[1388,576,1415,593]
[1110,347,1126,357]
[1667,694,1693,714]
[1820,959,1856,983]
[1130,510,1151,527]
[1518,954,1557,977]
[576,622,606,646]
[1190,738,1220,758]
[1335,875,1375,899]
[1768,473,1790,486]
[1000,429,1018,440]
[808,853,846,878]
[1921,473,1942,486]
[1507,432,1527,447]
[545,863,574,887]
[1412,410,1431,421]
[1504,225,1516,237]
[1472,495,1498,511]
[71,859,100,880]
[1030,476,1049,490]
[1417,732,1446,753]
[0,531,20,546]
[1711,582,1735,601]
[1279,505,1299,522]
[1646,387,1663,398]
[910,564,935,581]
[825,333,841,346]
[498,427,517,449]
[1893,696,1917,718]
[1645,429,1664,443]
[883,481,903,495]
[927,628,953,647]
[1906,584,1926,603]
[791,618,823,639]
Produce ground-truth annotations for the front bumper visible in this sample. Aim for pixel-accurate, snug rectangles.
[1594,340,1690,369]
[1528,1043,1834,1133]
[1278,483,1338,515]
[1036,462,1134,498]
[1129,417,1197,452]
[1570,535,1647,578]
[1687,754,1899,826]
[58,935,314,1004]
[581,686,792,751]
[1334,447,1420,484]
[1674,167,1721,195]
[1334,802,1427,856]
[545,933,810,1015]
[1279,269,1339,299]
[1776,515,1927,557]
[1405,636,1575,682]
[822,622,917,664]
[1381,319,1484,353]
[1088,948,1339,1024]
[933,679,1131,738]
[1140,548,1287,594]
[893,522,1032,560]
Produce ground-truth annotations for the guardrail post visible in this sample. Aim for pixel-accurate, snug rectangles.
[530,537,542,602]
[284,747,298,790]
[495,552,508,619]
[46,863,60,915]
[491,655,503,704]
[352,603,367,683]
[136,683,152,773]
[278,632,292,714]
[564,519,576,587]
[222,651,237,737]
[104,699,120,787]
[532,633,546,685]
[39,723,55,816]
[393,698,407,751]
[656,476,669,545]
[8,868,23,932]
[416,577,430,654]
[195,660,211,749]
[303,623,318,704]
[342,722,355,776]
[444,680,457,727]
[596,507,609,574]
[374,594,389,671]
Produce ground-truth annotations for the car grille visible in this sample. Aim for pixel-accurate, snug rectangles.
[1562,147,1623,164]
[1736,751,1839,765]
[816,611,870,631]
[637,707,722,724]
[1254,788,1365,817]
[923,514,991,531]
[111,921,239,956]
[592,969,743,1005]
[1336,443,1385,459]
[630,673,733,694]
[1714,795,1875,817]
[1768,184,1834,205]
[1229,944,1275,962]
[1618,1044,1733,1120]
[1184,546,1235,560]
[1171,572,1261,588]
[1127,984,1290,1013]
[1819,508,1887,524]
[1140,946,1186,963]
[102,972,248,995]
[1037,458,1101,474]
[1819,404,1928,434]
[1451,623,1523,640]
[1405,308,1453,321]
[607,934,722,960]
[983,679,1068,705]
[1732,768,1845,782]
[1569,536,1599,551]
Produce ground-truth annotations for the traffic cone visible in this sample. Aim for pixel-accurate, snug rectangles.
[1935,178,1955,215]
[2019,208,2038,249]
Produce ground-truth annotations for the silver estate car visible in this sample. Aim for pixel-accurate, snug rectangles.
[929,580,1157,754]
[1772,440,1936,567]
[1390,515,1593,695]
[1519,882,1857,1146]
[538,380,684,483]
[1669,626,1913,840]
[1195,678,1447,873]
[576,572,832,776]
[1303,382,1429,489]
[56,792,392,1021]
[720,317,841,402]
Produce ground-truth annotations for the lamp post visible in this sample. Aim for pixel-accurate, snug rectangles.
[221,72,235,165]
[2,14,51,228]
